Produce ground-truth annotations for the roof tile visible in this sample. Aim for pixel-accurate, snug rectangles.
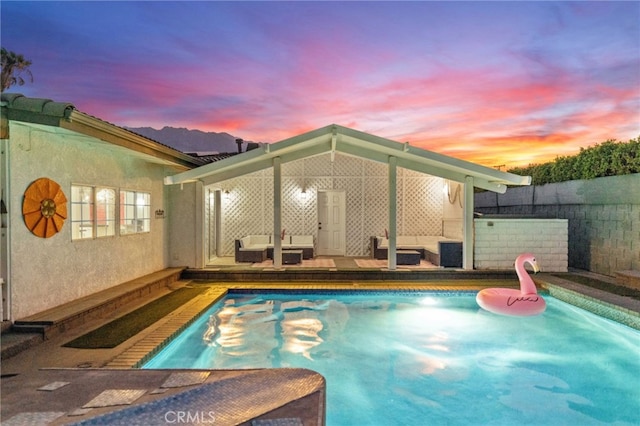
[1,93,74,117]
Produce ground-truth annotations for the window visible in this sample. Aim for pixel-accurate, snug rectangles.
[71,185,151,239]
[96,188,116,237]
[71,185,94,240]
[71,185,117,240]
[120,190,151,234]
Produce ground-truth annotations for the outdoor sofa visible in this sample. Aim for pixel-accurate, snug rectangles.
[235,234,315,262]
[235,235,270,263]
[371,235,462,267]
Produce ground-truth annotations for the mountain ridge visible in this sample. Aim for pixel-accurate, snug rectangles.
[127,126,244,154]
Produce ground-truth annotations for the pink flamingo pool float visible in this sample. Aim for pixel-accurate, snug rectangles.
[476,253,546,316]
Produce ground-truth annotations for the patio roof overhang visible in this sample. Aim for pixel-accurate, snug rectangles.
[164,124,531,193]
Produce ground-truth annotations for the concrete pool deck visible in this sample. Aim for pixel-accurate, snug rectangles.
[2,273,639,425]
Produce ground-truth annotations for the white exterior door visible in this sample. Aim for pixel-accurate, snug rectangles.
[317,190,346,256]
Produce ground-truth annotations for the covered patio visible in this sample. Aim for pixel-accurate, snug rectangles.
[165,124,530,271]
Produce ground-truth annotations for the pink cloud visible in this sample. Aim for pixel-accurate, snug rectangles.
[9,1,636,169]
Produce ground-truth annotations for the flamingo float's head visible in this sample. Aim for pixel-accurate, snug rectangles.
[517,253,540,274]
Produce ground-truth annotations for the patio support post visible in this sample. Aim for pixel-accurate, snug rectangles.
[463,175,474,270]
[215,190,222,257]
[388,156,397,270]
[273,156,283,269]
[195,181,205,268]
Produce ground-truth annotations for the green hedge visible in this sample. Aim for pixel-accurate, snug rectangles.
[508,137,640,185]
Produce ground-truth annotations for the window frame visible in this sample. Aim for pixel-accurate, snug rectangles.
[70,184,95,241]
[119,189,151,235]
[95,187,117,238]
[70,184,118,240]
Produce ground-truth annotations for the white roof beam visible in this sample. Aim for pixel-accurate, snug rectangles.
[336,125,529,185]
[200,141,330,186]
[330,126,337,162]
[164,123,531,194]
[165,131,331,185]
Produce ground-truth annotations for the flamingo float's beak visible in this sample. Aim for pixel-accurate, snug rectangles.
[532,261,540,274]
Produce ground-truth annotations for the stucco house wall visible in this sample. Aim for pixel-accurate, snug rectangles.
[5,122,171,319]
[214,152,459,258]
[167,181,204,268]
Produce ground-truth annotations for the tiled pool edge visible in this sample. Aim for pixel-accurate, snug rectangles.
[538,277,640,330]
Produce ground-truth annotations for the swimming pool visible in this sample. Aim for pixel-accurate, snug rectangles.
[144,291,640,425]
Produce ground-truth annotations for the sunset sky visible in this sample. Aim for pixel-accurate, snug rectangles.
[2,1,639,168]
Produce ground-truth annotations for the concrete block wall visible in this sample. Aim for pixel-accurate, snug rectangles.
[474,218,568,272]
[475,174,640,276]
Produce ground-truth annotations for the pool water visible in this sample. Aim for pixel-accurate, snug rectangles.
[144,291,640,425]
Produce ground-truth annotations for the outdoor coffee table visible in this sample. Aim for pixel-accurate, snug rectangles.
[282,249,303,265]
[396,250,421,265]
